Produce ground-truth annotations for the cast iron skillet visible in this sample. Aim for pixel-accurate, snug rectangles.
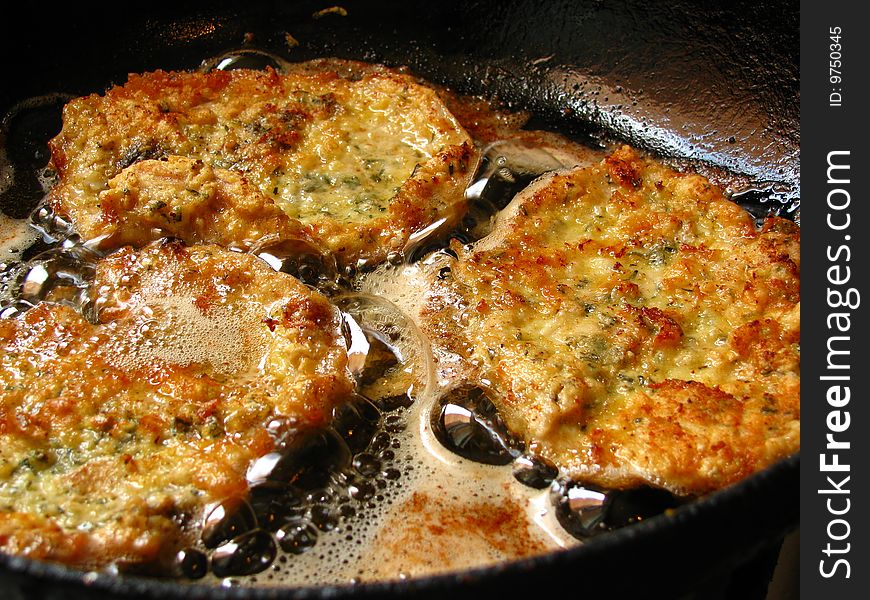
[0,1,799,598]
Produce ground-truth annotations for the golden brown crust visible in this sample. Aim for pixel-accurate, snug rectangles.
[0,241,352,569]
[421,146,800,495]
[48,63,476,266]
[91,155,316,252]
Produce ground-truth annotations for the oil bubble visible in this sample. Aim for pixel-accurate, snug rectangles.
[431,386,524,466]
[211,529,276,577]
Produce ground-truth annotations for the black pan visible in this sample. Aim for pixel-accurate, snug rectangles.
[0,1,799,598]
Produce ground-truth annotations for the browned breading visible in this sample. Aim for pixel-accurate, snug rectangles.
[48,63,476,266]
[421,146,800,495]
[86,155,315,252]
[0,241,352,569]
